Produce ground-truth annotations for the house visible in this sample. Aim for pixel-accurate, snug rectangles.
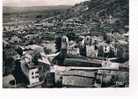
[10,36,21,44]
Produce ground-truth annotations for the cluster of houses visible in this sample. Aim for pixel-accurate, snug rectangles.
[57,32,128,61]
[3,12,129,88]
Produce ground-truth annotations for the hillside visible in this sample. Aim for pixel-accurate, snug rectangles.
[3,0,129,35]
[54,0,129,35]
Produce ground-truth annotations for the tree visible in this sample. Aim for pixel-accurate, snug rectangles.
[55,35,62,52]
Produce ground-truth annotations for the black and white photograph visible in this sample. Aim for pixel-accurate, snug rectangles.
[2,0,129,88]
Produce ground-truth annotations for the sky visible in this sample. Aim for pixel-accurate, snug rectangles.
[3,0,89,7]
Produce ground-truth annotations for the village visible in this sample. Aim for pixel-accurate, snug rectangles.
[3,0,129,88]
